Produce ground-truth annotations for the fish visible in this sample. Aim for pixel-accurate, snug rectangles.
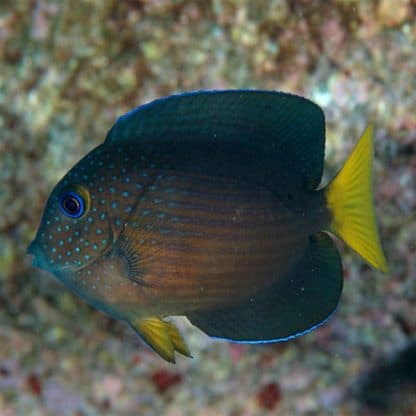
[27,90,388,362]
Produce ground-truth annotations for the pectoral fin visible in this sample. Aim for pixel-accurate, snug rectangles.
[130,317,191,363]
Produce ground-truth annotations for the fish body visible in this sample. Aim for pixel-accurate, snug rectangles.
[28,90,387,362]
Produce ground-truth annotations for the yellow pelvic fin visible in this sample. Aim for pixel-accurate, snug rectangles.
[325,124,388,272]
[165,321,192,358]
[132,317,191,363]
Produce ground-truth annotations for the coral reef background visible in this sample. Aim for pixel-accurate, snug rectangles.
[0,1,415,415]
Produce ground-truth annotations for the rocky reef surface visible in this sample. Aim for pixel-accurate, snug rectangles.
[0,1,415,415]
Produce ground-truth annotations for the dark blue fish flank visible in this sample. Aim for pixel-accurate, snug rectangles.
[28,90,387,362]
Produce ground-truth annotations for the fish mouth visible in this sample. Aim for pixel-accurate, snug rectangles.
[27,238,97,273]
[27,239,47,269]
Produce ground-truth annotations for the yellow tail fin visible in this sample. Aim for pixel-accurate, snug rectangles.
[326,124,388,272]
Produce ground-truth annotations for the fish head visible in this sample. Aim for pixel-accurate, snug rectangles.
[28,145,116,275]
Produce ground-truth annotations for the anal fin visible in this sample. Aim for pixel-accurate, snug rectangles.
[130,317,191,362]
[188,232,343,342]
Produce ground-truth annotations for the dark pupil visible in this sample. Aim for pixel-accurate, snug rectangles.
[63,196,80,214]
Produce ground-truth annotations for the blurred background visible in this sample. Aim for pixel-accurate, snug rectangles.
[0,0,415,415]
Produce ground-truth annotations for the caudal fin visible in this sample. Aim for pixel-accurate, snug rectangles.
[325,124,388,272]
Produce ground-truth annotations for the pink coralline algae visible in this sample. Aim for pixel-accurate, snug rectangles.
[257,382,282,411]
[151,369,183,394]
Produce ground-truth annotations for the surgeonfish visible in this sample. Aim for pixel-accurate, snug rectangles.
[28,90,388,362]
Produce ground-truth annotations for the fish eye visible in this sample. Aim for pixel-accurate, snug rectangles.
[59,191,85,218]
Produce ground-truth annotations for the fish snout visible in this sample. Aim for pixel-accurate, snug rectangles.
[27,239,36,255]
[27,239,46,269]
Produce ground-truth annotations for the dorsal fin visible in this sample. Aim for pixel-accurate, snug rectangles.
[105,90,326,191]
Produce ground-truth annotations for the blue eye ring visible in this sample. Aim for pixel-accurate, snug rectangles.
[59,191,85,218]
